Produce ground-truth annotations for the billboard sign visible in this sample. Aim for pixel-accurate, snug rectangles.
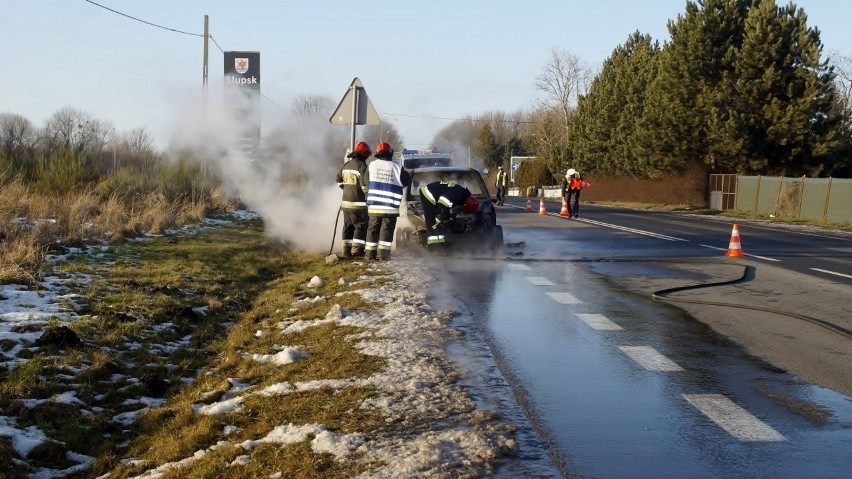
[224,51,261,161]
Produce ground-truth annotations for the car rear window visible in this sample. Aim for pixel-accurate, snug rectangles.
[410,171,486,198]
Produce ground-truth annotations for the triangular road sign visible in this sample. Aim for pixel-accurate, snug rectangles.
[329,77,380,126]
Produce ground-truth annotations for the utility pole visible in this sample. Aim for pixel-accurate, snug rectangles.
[202,15,209,173]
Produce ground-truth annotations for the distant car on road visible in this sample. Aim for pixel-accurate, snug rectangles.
[396,167,503,253]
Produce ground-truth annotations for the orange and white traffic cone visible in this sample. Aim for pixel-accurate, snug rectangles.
[725,224,744,257]
[559,197,570,217]
[525,198,533,212]
[538,197,548,215]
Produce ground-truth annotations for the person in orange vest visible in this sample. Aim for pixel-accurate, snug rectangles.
[560,168,584,218]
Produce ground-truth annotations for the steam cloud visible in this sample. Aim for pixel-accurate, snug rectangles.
[167,87,345,253]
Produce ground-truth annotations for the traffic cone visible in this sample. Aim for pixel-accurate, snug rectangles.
[725,224,744,257]
[559,197,570,217]
[525,198,533,212]
[538,197,548,215]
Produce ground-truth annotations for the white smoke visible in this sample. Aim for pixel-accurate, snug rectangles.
[166,87,348,253]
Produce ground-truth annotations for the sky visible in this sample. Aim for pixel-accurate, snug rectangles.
[4,0,852,151]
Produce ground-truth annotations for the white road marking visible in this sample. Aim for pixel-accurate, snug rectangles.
[810,267,852,279]
[526,276,555,286]
[576,313,622,330]
[507,263,531,271]
[546,292,581,304]
[576,218,688,241]
[683,394,786,442]
[699,244,781,262]
[619,346,684,371]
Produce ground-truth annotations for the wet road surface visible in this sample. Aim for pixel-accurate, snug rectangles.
[416,203,852,478]
[450,259,852,478]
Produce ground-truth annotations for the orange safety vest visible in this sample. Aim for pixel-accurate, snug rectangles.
[569,177,584,190]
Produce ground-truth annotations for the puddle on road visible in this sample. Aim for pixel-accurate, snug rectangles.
[431,282,563,478]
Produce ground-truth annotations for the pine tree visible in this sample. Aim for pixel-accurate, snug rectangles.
[573,31,661,177]
[638,0,751,173]
[730,0,838,175]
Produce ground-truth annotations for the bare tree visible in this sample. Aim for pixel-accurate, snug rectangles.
[0,112,38,160]
[291,94,334,120]
[830,50,852,132]
[123,127,155,157]
[534,47,593,131]
[361,118,404,152]
[41,106,110,156]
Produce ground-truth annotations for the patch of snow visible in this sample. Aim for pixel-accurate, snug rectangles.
[279,318,334,334]
[194,396,244,416]
[311,429,367,460]
[249,347,307,365]
[289,295,324,310]
[0,420,49,457]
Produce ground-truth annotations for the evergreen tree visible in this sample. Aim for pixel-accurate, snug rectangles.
[473,124,504,170]
[729,0,838,175]
[637,0,751,173]
[573,31,660,178]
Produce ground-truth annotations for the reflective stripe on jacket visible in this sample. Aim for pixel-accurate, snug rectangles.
[367,159,409,216]
[336,158,369,210]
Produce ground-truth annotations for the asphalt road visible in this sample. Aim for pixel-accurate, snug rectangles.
[416,198,852,478]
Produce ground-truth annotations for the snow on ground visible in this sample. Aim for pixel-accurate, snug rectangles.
[0,212,518,478]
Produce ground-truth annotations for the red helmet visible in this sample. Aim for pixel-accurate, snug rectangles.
[353,141,372,157]
[462,195,479,214]
[375,141,393,159]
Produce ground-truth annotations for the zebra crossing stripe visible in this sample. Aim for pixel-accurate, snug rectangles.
[507,263,531,271]
[619,346,684,371]
[547,292,581,304]
[683,394,786,442]
[526,276,555,286]
[576,313,622,330]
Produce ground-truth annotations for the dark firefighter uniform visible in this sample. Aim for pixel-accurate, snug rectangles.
[419,181,475,249]
[336,142,371,257]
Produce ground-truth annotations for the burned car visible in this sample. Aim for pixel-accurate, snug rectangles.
[396,167,503,252]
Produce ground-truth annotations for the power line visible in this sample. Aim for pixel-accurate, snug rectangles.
[83,0,203,37]
[208,35,225,53]
[261,93,286,110]
[381,112,538,124]
[80,1,533,130]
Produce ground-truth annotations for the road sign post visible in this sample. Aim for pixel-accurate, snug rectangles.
[329,77,380,152]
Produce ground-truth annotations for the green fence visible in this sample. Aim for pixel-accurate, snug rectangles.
[710,175,852,224]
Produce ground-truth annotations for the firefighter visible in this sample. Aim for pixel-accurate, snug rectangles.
[561,168,584,218]
[495,166,508,205]
[335,141,371,257]
[419,180,479,251]
[365,142,411,261]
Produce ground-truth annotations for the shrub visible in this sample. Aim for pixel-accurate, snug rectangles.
[514,157,556,190]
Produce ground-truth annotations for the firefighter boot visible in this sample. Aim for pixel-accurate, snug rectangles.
[341,245,352,258]
[351,247,365,258]
[378,249,391,261]
[365,249,377,261]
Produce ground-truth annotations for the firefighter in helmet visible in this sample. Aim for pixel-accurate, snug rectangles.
[560,168,584,218]
[365,141,411,261]
[419,180,479,252]
[336,141,371,257]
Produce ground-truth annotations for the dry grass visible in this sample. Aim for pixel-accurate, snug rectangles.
[0,232,46,284]
[0,176,239,285]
